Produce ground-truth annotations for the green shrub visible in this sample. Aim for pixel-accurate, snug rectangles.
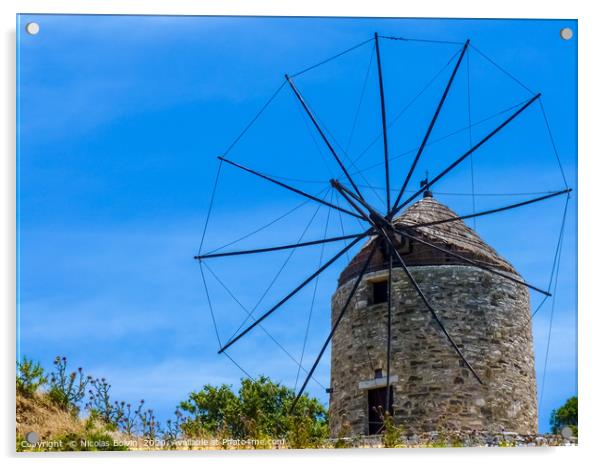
[16,357,47,396]
[179,376,328,448]
[179,384,239,439]
[550,396,578,437]
[285,394,328,448]
[381,412,405,448]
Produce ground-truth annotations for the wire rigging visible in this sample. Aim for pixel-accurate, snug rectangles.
[531,194,570,319]
[392,40,470,211]
[204,188,328,255]
[292,84,338,179]
[200,258,254,380]
[198,159,223,256]
[333,193,352,263]
[294,191,335,391]
[538,99,569,189]
[357,187,562,197]
[218,32,463,166]
[332,195,379,374]
[379,35,464,46]
[317,112,387,209]
[211,99,524,193]
[230,96,531,191]
[345,43,376,154]
[502,192,570,375]
[227,190,330,341]
[350,47,463,166]
[290,37,375,78]
[222,351,255,381]
[203,261,326,390]
[222,80,287,157]
[199,261,222,347]
[539,195,569,406]
[469,43,535,96]
[466,46,477,229]
[296,88,387,209]
[351,96,532,176]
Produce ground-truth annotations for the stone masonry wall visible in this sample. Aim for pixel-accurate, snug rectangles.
[329,265,537,437]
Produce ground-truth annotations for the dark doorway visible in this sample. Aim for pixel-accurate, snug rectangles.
[367,386,393,435]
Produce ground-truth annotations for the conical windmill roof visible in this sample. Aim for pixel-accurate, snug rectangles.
[338,196,517,286]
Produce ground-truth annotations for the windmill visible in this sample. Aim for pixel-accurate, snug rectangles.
[195,31,571,434]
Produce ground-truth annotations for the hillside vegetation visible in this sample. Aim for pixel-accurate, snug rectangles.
[16,355,328,451]
[16,355,577,451]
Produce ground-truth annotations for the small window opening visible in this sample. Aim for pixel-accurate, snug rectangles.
[374,368,383,379]
[371,280,388,305]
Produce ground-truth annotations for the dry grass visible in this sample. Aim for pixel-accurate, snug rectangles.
[16,392,85,440]
[16,392,125,451]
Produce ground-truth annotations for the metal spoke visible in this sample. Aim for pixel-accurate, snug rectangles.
[290,241,380,411]
[408,188,571,229]
[194,232,368,260]
[218,156,363,220]
[331,179,390,229]
[330,180,374,223]
[374,33,391,211]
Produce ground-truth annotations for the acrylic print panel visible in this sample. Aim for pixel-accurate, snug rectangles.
[16,15,577,451]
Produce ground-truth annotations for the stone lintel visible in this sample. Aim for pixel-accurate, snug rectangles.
[358,375,399,390]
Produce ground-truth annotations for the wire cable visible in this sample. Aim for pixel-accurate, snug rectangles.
[466,47,477,229]
[198,159,223,256]
[203,261,326,390]
[469,43,535,96]
[204,187,328,255]
[352,97,531,175]
[531,193,570,320]
[222,80,287,157]
[539,203,567,407]
[350,47,463,166]
[294,191,334,391]
[227,190,330,340]
[538,99,569,189]
[223,351,255,381]
[379,35,464,46]
[345,43,376,154]
[290,37,374,78]
[239,96,531,189]
[199,261,222,347]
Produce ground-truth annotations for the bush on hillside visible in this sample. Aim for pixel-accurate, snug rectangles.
[16,357,47,397]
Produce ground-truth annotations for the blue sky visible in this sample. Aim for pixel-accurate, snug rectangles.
[17,15,576,433]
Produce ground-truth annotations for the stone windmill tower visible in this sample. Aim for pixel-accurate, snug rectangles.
[198,34,570,441]
[329,192,538,436]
